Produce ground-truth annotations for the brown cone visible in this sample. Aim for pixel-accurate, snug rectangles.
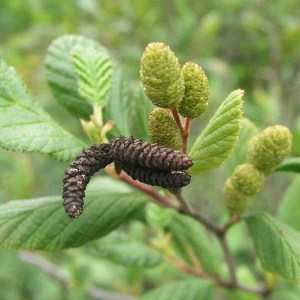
[63,143,113,218]
[120,163,191,188]
[109,136,193,171]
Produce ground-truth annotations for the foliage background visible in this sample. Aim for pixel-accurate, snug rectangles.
[0,0,299,299]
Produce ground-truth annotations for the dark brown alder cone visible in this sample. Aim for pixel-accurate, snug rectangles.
[120,163,191,188]
[109,136,193,171]
[63,143,113,218]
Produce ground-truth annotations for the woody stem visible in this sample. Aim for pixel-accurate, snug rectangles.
[171,108,184,137]
[113,170,271,296]
[182,118,191,154]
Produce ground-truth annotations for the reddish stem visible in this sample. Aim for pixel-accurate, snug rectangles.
[171,108,184,136]
[119,171,177,208]
[182,118,191,154]
[222,214,242,233]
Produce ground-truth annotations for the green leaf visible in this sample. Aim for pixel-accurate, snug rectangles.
[226,118,258,176]
[139,280,214,300]
[225,289,259,300]
[189,89,244,175]
[94,232,162,268]
[277,176,300,231]
[0,177,145,251]
[246,213,300,281]
[131,85,154,140]
[166,213,221,275]
[146,202,176,229]
[103,67,132,137]
[45,35,107,118]
[276,157,300,173]
[272,282,300,300]
[0,57,85,161]
[71,46,113,106]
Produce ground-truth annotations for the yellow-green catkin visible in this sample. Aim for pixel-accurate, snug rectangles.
[140,42,184,109]
[247,125,292,174]
[231,163,265,195]
[223,179,251,214]
[178,62,209,118]
[148,108,182,150]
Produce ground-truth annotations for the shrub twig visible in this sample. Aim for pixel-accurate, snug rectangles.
[113,169,271,296]
[182,117,191,154]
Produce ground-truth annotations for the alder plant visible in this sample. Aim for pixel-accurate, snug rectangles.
[0,35,299,300]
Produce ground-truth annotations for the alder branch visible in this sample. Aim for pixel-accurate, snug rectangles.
[117,171,222,234]
[218,235,237,284]
[168,187,223,234]
[114,173,272,296]
[167,249,270,296]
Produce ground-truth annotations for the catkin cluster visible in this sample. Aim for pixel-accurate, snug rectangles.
[140,42,209,149]
[63,136,193,218]
[224,125,292,214]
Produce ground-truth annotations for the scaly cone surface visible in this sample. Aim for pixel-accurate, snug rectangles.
[109,136,193,171]
[63,143,113,218]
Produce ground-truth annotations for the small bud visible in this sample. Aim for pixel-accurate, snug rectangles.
[148,108,182,150]
[178,62,209,118]
[223,179,252,214]
[231,163,265,195]
[140,42,184,108]
[247,125,292,174]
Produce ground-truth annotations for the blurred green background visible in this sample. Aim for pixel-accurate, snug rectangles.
[0,0,299,299]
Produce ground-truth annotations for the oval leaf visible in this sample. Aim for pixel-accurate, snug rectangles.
[246,213,300,281]
[276,158,300,173]
[71,46,113,106]
[131,86,153,140]
[139,280,214,300]
[189,89,244,175]
[0,177,145,251]
[146,202,176,229]
[277,176,300,231]
[95,232,162,268]
[103,67,132,137]
[45,35,107,118]
[0,57,85,161]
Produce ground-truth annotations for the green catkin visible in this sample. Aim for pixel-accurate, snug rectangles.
[140,42,184,108]
[224,124,292,214]
[247,125,292,174]
[178,62,209,118]
[223,179,251,215]
[148,108,182,150]
[231,163,265,195]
